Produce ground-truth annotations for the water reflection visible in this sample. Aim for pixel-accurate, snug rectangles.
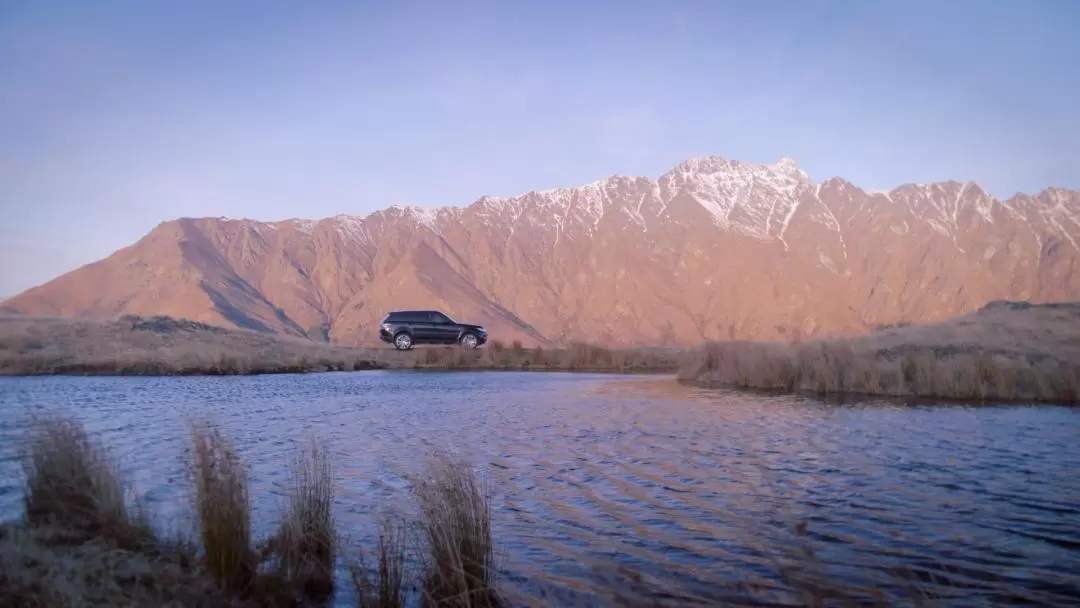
[1,371,1078,605]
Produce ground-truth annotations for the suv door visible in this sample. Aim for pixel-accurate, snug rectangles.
[400,312,433,343]
[427,312,459,343]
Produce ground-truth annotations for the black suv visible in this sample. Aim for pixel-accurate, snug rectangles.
[378,310,488,350]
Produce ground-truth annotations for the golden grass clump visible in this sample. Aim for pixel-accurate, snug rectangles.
[188,421,255,594]
[19,416,155,550]
[413,454,501,608]
[272,437,337,601]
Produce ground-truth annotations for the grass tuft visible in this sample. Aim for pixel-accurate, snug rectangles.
[19,415,155,551]
[188,421,255,594]
[273,437,337,601]
[413,453,501,608]
[350,516,409,608]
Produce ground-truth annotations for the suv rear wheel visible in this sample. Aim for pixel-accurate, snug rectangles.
[393,332,413,350]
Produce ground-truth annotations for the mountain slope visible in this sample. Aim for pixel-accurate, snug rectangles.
[6,155,1079,347]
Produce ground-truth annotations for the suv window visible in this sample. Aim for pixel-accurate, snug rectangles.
[388,311,445,324]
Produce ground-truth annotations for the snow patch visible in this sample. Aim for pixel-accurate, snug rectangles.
[665,155,810,237]
[818,251,839,274]
[332,214,374,244]
[290,219,317,234]
[387,204,443,235]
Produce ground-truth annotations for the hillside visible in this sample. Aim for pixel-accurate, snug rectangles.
[0,314,388,375]
[677,301,1080,403]
[5,154,1079,347]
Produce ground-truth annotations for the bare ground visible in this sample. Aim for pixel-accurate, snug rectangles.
[678,300,1080,403]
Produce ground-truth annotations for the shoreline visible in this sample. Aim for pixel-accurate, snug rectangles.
[5,301,1078,407]
[674,378,1080,407]
[0,363,680,378]
[0,314,684,378]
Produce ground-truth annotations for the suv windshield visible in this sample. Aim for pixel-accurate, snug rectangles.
[430,312,452,324]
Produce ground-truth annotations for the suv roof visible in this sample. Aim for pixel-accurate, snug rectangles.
[386,309,445,316]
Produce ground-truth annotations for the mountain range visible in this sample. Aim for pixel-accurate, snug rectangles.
[4,154,1078,347]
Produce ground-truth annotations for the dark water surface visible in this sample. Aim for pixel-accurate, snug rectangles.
[1,372,1078,606]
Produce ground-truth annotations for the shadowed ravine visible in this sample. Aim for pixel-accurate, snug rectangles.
[1,372,1078,605]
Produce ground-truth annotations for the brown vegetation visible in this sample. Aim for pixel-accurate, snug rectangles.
[349,517,408,608]
[394,339,682,374]
[678,301,1080,403]
[0,314,388,376]
[0,314,682,376]
[413,456,501,607]
[2,415,503,607]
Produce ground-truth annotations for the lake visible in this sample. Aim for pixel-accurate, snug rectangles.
[1,371,1078,606]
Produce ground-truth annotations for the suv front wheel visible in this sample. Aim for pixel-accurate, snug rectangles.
[459,332,479,349]
[393,332,413,350]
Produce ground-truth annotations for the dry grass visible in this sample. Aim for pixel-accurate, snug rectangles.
[188,421,255,594]
[413,454,501,608]
[19,416,157,551]
[2,414,504,607]
[678,301,1080,403]
[0,313,683,376]
[272,438,337,601]
[349,517,409,608]
[0,523,222,608]
[0,314,388,376]
[5,417,218,607]
[396,340,682,374]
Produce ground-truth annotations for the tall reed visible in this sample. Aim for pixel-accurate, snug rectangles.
[350,516,409,608]
[188,421,254,594]
[413,454,501,608]
[273,437,337,600]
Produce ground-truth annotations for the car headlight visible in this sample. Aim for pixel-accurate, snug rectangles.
[381,323,392,332]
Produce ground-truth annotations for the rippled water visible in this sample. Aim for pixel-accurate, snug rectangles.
[1,372,1078,606]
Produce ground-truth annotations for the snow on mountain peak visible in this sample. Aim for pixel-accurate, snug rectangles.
[293,153,1080,252]
[770,156,806,178]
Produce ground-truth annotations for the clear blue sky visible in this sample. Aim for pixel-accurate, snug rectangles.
[2,0,1078,296]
